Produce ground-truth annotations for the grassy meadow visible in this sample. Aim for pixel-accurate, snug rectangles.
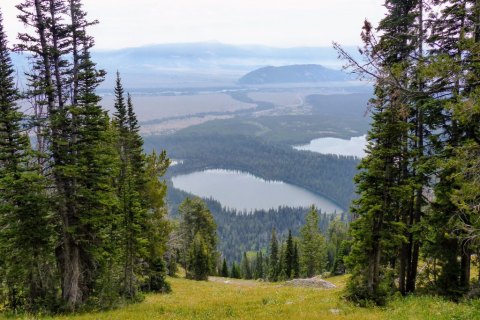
[2,275,479,320]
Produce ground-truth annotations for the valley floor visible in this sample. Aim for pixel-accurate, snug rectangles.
[3,275,479,319]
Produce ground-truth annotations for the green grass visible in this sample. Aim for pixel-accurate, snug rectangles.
[2,275,479,319]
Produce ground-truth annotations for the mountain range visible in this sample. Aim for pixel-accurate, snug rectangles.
[11,42,360,88]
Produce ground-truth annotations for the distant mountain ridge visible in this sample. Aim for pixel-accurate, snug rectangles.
[11,43,360,88]
[238,64,349,85]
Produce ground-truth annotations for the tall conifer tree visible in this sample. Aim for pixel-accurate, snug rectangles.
[0,9,54,311]
[268,229,279,281]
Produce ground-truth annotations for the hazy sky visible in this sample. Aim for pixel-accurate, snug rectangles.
[2,0,386,49]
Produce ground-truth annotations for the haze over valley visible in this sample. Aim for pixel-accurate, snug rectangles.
[84,45,372,216]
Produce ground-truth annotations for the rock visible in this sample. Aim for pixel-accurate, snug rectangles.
[329,308,341,315]
[284,276,336,289]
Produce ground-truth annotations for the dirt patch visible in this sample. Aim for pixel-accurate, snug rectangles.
[284,276,336,289]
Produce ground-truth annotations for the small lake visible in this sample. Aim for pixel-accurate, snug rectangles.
[294,135,367,158]
[171,169,343,213]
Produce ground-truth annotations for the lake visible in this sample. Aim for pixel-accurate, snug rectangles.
[294,135,367,158]
[171,169,343,213]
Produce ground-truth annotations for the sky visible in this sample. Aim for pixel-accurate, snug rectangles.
[1,0,386,50]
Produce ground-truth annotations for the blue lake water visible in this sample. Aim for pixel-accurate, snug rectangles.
[294,135,367,158]
[171,169,343,213]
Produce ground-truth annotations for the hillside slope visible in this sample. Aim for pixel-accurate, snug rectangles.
[238,64,349,84]
[17,275,479,320]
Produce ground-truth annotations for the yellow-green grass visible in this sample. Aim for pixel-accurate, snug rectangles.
[2,275,479,320]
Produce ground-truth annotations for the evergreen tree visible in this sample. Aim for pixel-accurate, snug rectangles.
[187,233,210,281]
[112,72,140,299]
[300,207,327,277]
[254,251,265,280]
[422,0,480,297]
[111,73,168,298]
[12,0,171,310]
[178,197,218,278]
[241,252,252,280]
[230,262,241,279]
[113,71,127,132]
[335,0,427,304]
[327,220,348,275]
[73,39,121,306]
[345,85,411,305]
[221,258,229,278]
[284,230,295,279]
[15,0,123,309]
[142,151,171,292]
[268,229,279,281]
[0,10,54,311]
[293,242,300,279]
[278,242,286,280]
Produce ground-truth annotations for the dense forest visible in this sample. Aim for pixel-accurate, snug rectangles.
[211,207,350,282]
[148,134,359,210]
[167,185,344,262]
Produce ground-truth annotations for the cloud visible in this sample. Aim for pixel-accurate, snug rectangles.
[2,0,385,49]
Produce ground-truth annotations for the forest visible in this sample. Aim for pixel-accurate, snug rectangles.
[167,185,346,263]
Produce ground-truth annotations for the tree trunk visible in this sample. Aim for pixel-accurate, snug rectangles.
[460,241,470,290]
[61,235,82,309]
[398,243,407,294]
[406,0,425,294]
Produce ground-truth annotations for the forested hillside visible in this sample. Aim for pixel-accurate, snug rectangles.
[238,64,349,84]
[167,186,343,262]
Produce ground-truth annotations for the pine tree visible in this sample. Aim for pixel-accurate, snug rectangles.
[0,10,54,311]
[14,0,124,309]
[334,0,480,304]
[187,233,210,281]
[73,38,120,306]
[335,0,427,304]
[300,207,327,278]
[16,0,84,308]
[230,262,241,279]
[293,242,300,279]
[254,251,264,280]
[178,197,218,278]
[284,230,295,279]
[142,150,170,292]
[5,0,172,311]
[327,220,348,275]
[422,0,480,297]
[13,0,167,309]
[241,252,252,280]
[112,73,148,298]
[278,243,286,280]
[221,258,229,277]
[268,229,279,281]
[113,71,128,132]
